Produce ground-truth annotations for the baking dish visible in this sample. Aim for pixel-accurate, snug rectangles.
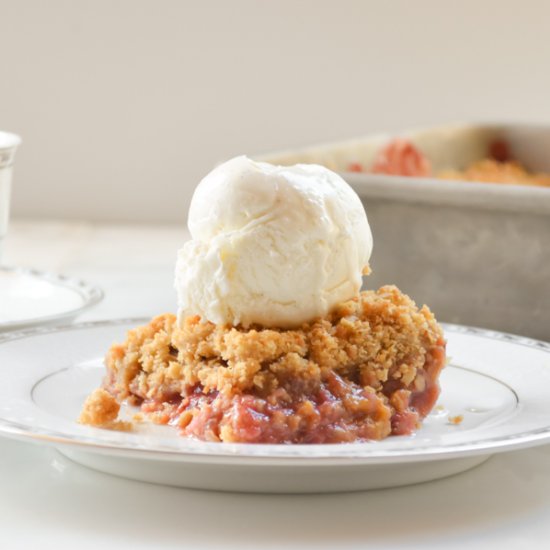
[259,123,550,341]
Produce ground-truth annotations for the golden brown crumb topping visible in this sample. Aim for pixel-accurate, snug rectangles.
[104,285,443,404]
[439,159,550,187]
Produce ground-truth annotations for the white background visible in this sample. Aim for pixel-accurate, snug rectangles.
[2,0,550,223]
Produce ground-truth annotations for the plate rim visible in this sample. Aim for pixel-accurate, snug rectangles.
[1,318,550,464]
[0,266,104,330]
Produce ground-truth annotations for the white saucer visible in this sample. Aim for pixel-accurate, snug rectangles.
[0,266,103,332]
[0,319,549,493]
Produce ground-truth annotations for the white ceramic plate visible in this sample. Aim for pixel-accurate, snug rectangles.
[0,266,103,332]
[0,319,549,493]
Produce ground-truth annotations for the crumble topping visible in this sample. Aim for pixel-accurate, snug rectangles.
[439,159,550,187]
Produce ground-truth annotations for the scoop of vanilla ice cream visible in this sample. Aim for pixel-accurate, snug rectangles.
[175,156,372,328]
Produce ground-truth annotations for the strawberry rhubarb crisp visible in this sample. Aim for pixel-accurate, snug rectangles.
[80,156,446,443]
[81,286,445,443]
[349,137,550,187]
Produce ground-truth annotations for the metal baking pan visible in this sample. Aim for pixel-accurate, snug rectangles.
[259,123,550,340]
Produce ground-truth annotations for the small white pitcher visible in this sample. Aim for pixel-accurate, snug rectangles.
[0,132,22,263]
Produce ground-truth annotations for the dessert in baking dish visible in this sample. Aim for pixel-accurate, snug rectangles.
[80,156,446,443]
[350,138,550,187]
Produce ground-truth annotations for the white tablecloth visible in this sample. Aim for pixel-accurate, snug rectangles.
[1,219,549,549]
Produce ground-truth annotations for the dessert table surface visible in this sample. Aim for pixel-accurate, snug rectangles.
[1,219,550,550]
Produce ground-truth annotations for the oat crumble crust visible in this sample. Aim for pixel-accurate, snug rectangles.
[80,285,446,443]
[439,159,550,187]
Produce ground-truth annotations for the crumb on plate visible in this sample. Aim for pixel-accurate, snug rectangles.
[78,388,133,432]
[448,414,464,425]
